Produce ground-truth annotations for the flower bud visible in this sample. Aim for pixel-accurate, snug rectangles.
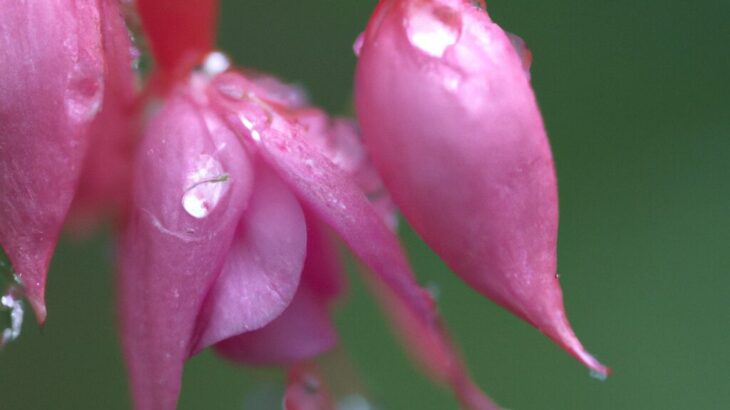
[355,0,608,375]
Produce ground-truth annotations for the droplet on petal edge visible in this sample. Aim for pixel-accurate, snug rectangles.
[0,248,24,349]
[199,50,231,77]
[353,33,364,57]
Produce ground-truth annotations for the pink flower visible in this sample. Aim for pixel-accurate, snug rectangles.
[0,0,608,409]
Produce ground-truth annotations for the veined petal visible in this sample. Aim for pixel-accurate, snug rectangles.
[193,163,306,352]
[355,0,607,375]
[214,217,343,365]
[0,0,108,322]
[119,86,253,410]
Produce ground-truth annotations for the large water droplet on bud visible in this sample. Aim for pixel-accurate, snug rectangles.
[406,2,462,58]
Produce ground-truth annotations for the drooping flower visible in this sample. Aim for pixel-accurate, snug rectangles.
[0,0,609,409]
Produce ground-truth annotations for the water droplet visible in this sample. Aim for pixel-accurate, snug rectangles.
[337,394,377,410]
[353,32,365,57]
[507,32,533,78]
[470,0,486,10]
[589,369,608,382]
[65,50,104,123]
[181,155,230,218]
[0,286,24,349]
[425,281,441,301]
[238,114,262,143]
[406,3,462,58]
[201,51,231,77]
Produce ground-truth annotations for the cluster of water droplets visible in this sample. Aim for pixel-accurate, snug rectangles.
[0,247,24,350]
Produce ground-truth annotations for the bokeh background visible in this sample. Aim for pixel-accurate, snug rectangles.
[1,1,728,409]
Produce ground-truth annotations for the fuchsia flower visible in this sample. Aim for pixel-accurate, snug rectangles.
[0,0,608,408]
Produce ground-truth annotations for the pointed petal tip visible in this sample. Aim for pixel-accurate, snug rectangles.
[23,287,47,326]
[545,319,610,378]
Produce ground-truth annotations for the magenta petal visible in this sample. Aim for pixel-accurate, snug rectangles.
[213,217,343,365]
[0,0,108,322]
[119,88,253,410]
[355,0,607,375]
[193,163,306,352]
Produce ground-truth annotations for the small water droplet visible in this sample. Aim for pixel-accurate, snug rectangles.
[337,394,377,410]
[238,114,262,143]
[470,0,486,10]
[0,286,24,349]
[353,32,365,57]
[507,32,533,78]
[425,281,441,301]
[589,369,608,382]
[406,3,462,58]
[65,50,104,123]
[201,51,231,77]
[181,155,230,219]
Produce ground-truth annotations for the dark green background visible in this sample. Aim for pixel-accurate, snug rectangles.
[1,1,728,409]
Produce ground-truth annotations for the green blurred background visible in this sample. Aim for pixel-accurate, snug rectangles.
[1,1,729,408]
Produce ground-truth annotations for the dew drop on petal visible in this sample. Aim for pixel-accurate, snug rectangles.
[337,394,377,410]
[181,155,230,218]
[590,368,609,382]
[353,32,365,57]
[406,3,462,58]
[238,114,262,143]
[201,51,231,77]
[0,288,24,349]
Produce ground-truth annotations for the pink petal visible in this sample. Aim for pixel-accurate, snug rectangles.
[118,86,253,410]
[355,0,607,375]
[207,79,496,407]
[0,0,108,322]
[214,286,336,366]
[192,163,307,352]
[69,0,139,232]
[214,217,344,365]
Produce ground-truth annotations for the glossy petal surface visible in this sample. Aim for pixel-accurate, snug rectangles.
[193,163,306,352]
[356,0,607,374]
[0,0,107,321]
[214,217,343,365]
[119,85,253,410]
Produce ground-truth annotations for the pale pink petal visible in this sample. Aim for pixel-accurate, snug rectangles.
[214,287,337,365]
[0,0,107,322]
[192,163,307,352]
[119,86,253,410]
[355,0,607,375]
[213,216,344,365]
